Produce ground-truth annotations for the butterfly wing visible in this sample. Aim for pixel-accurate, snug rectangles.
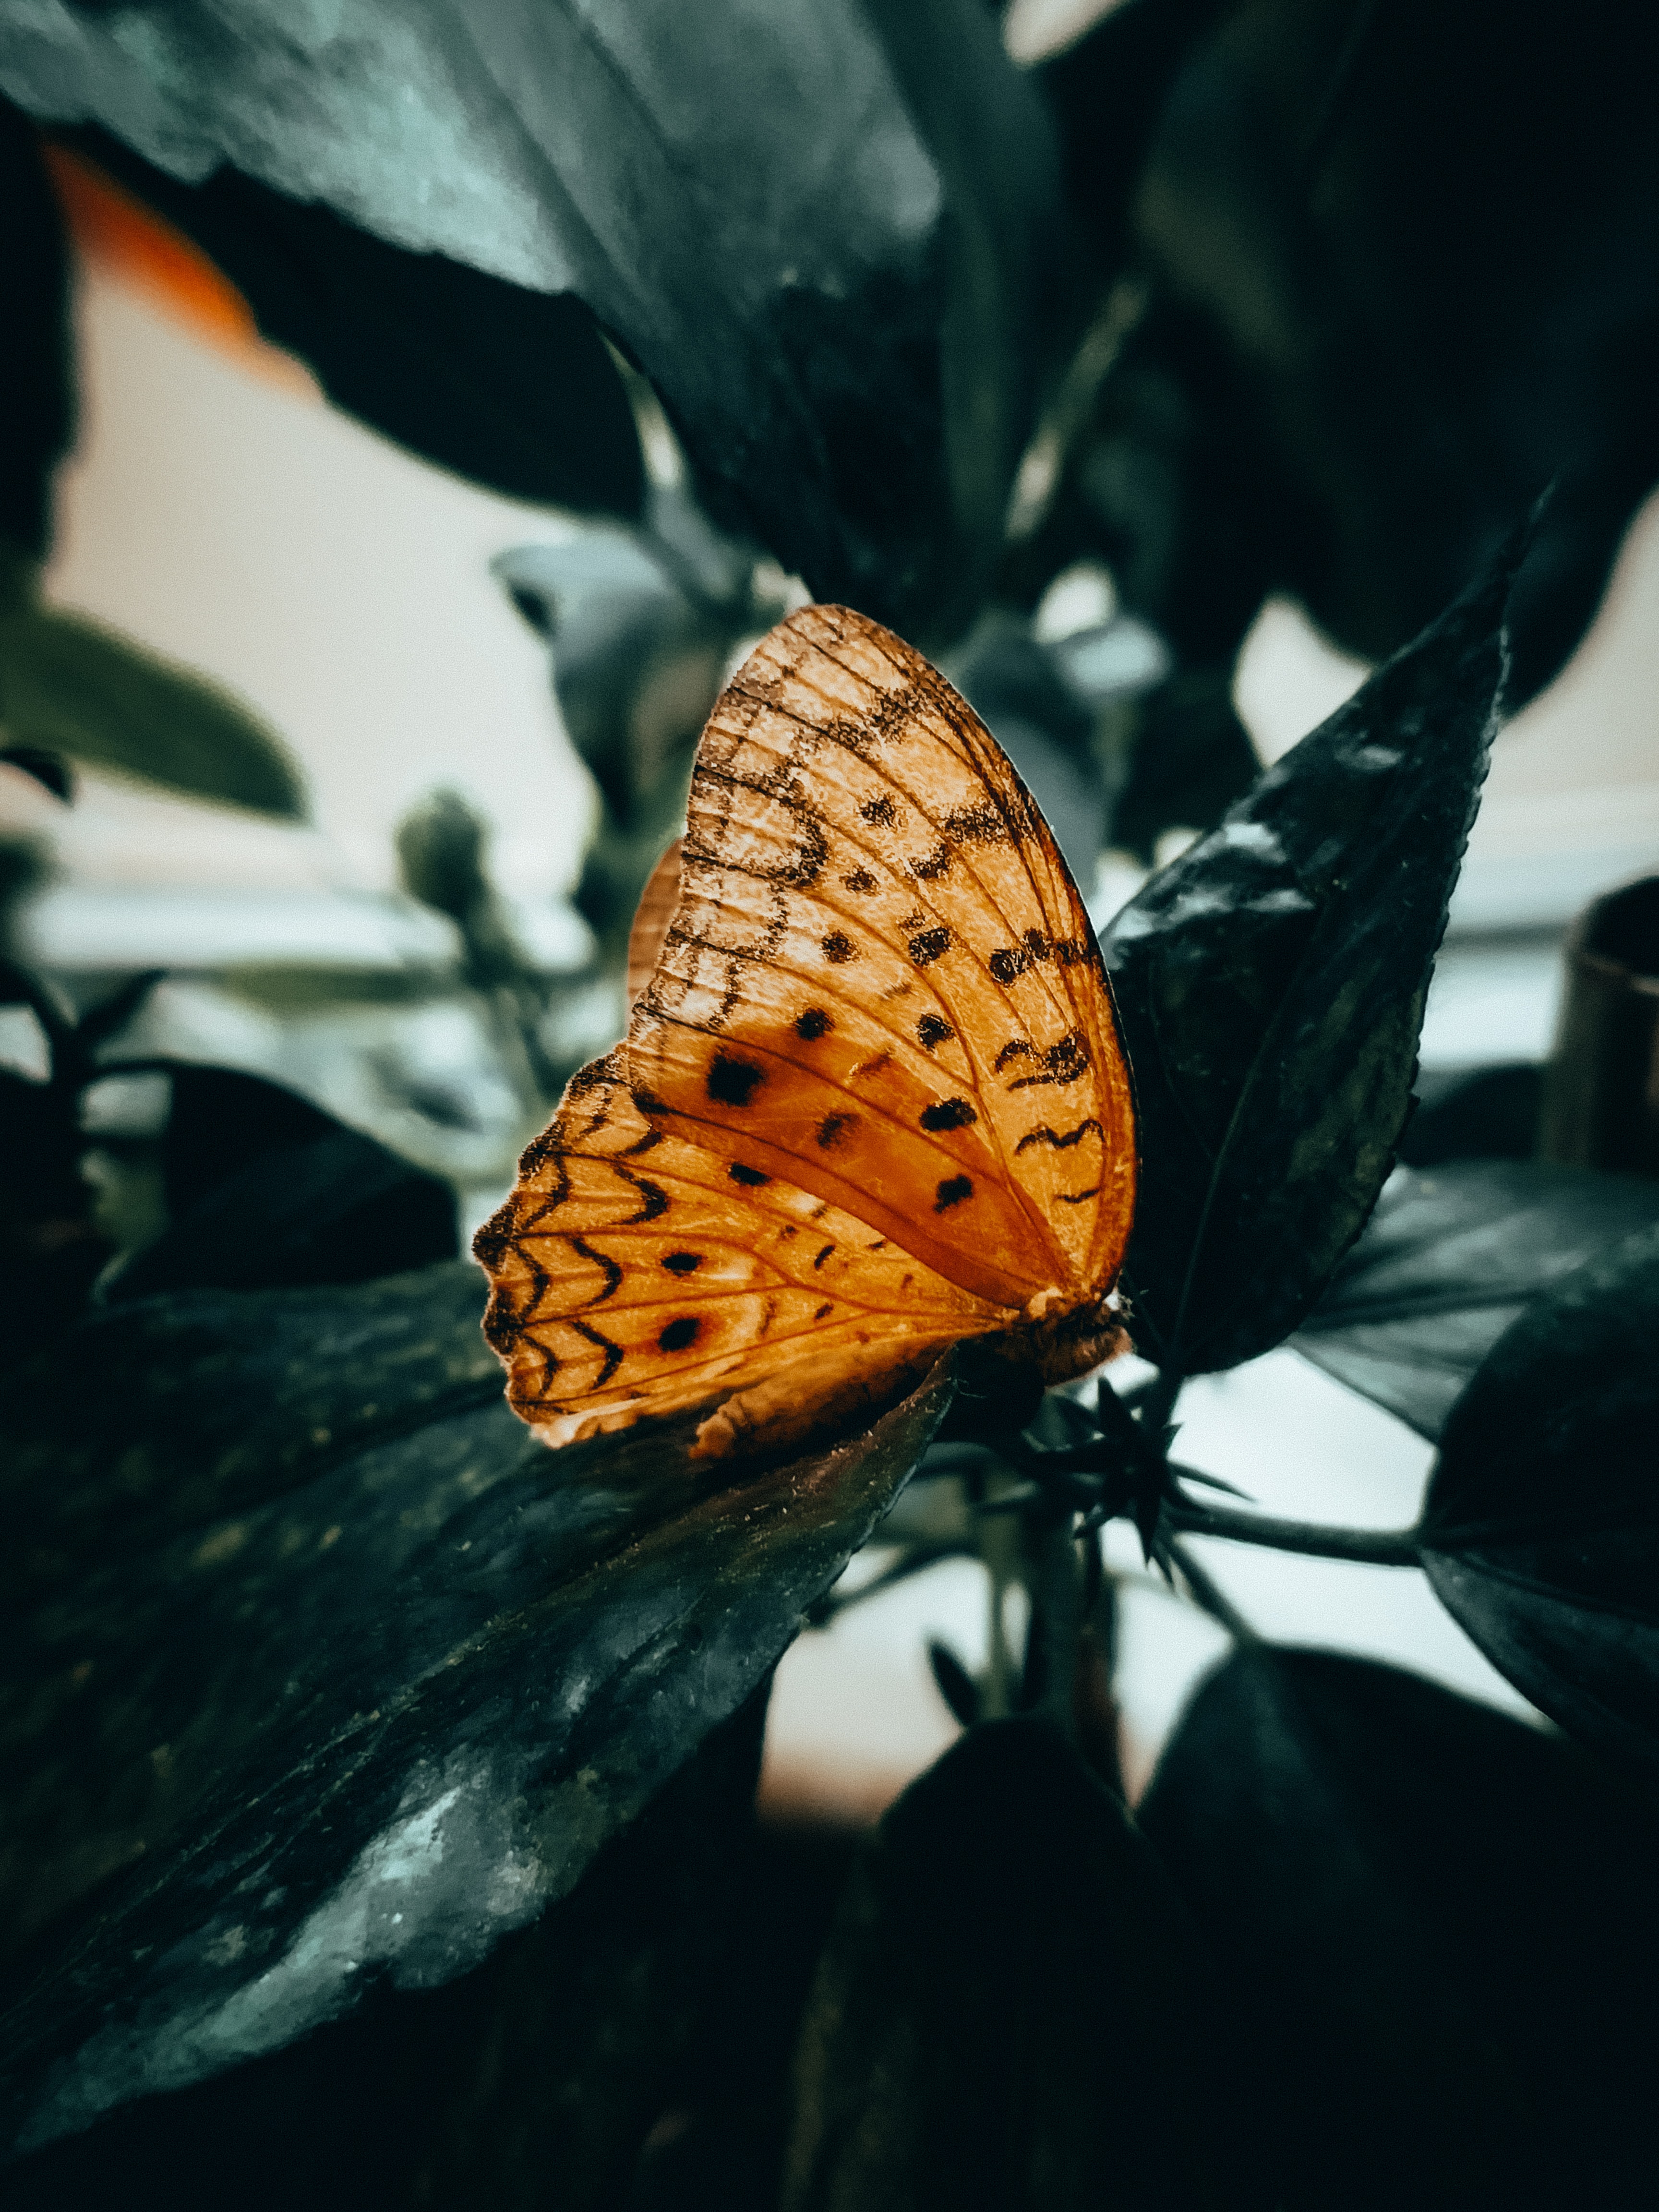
[626,839,683,1006]
[628,605,1136,1310]
[475,1050,1005,1449]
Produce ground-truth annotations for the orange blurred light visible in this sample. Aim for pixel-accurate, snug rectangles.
[42,140,317,397]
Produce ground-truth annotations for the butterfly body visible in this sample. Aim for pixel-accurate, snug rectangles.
[477,606,1136,1458]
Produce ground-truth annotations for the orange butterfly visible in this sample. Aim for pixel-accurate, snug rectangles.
[474,605,1137,1460]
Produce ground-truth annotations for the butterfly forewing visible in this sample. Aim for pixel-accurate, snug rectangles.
[628,606,1136,1310]
[476,1050,1001,1441]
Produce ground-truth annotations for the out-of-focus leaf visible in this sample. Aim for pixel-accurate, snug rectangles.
[1,1,1071,639]
[1420,1223,1659,1771]
[1295,1159,1659,1439]
[7,1691,768,2212]
[1062,3,1659,673]
[782,1718,1259,2212]
[101,1062,460,1300]
[945,608,1169,882]
[1101,553,1512,1373]
[0,105,72,559]
[1394,1060,1540,1167]
[1138,1645,1659,2212]
[497,487,788,949]
[48,120,646,520]
[0,1269,949,2156]
[0,581,305,818]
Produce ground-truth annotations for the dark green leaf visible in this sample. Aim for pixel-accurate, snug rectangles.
[1420,1222,1659,1770]
[52,120,647,522]
[1394,1060,1540,1167]
[6,1694,767,2212]
[0,588,305,819]
[0,105,72,560]
[1294,1158,1659,1439]
[0,1269,950,2153]
[1138,1646,1659,2212]
[782,1718,1260,2212]
[1101,553,1513,1373]
[4,2,1071,639]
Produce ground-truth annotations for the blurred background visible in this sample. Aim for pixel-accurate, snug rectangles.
[4,0,1658,1825]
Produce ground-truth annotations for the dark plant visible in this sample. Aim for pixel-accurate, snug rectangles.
[1,8,1656,2209]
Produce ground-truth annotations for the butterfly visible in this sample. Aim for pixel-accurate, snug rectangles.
[473,604,1137,1461]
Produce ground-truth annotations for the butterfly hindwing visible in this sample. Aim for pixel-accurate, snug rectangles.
[628,606,1136,1310]
[476,1050,1001,1445]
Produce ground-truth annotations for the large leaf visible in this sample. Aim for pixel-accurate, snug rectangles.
[1420,1222,1659,1771]
[0,1266,950,2154]
[782,1718,1260,2212]
[0,0,1070,639]
[47,118,647,520]
[1294,1159,1659,1438]
[1138,1646,1659,2212]
[0,573,305,818]
[1100,551,1512,1373]
[7,1692,767,2212]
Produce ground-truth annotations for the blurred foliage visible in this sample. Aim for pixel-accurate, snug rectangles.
[0,98,71,560]
[496,482,791,958]
[0,546,305,818]
[1021,0,1659,852]
[1140,1646,1659,2211]
[0,0,1074,644]
[42,123,649,522]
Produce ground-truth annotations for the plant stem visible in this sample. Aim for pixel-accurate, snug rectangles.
[1162,1537,1257,1641]
[1168,1495,1420,1566]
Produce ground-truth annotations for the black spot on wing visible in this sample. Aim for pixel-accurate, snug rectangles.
[707,1053,765,1106]
[662,1250,702,1274]
[934,1176,973,1212]
[919,1097,977,1133]
[822,931,855,964]
[796,1007,832,1040]
[658,1316,700,1352]
[842,868,877,894]
[729,1162,770,1186]
[817,1113,855,1148]
[860,795,896,827]
[917,1013,953,1051]
[908,926,951,968]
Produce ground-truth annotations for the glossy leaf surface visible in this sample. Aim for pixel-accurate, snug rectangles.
[1101,554,1512,1372]
[1139,1646,1659,2212]
[1420,1222,1659,1769]
[7,1696,767,2212]
[1294,1159,1659,1438]
[0,1265,950,2153]
[783,1718,1257,2212]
